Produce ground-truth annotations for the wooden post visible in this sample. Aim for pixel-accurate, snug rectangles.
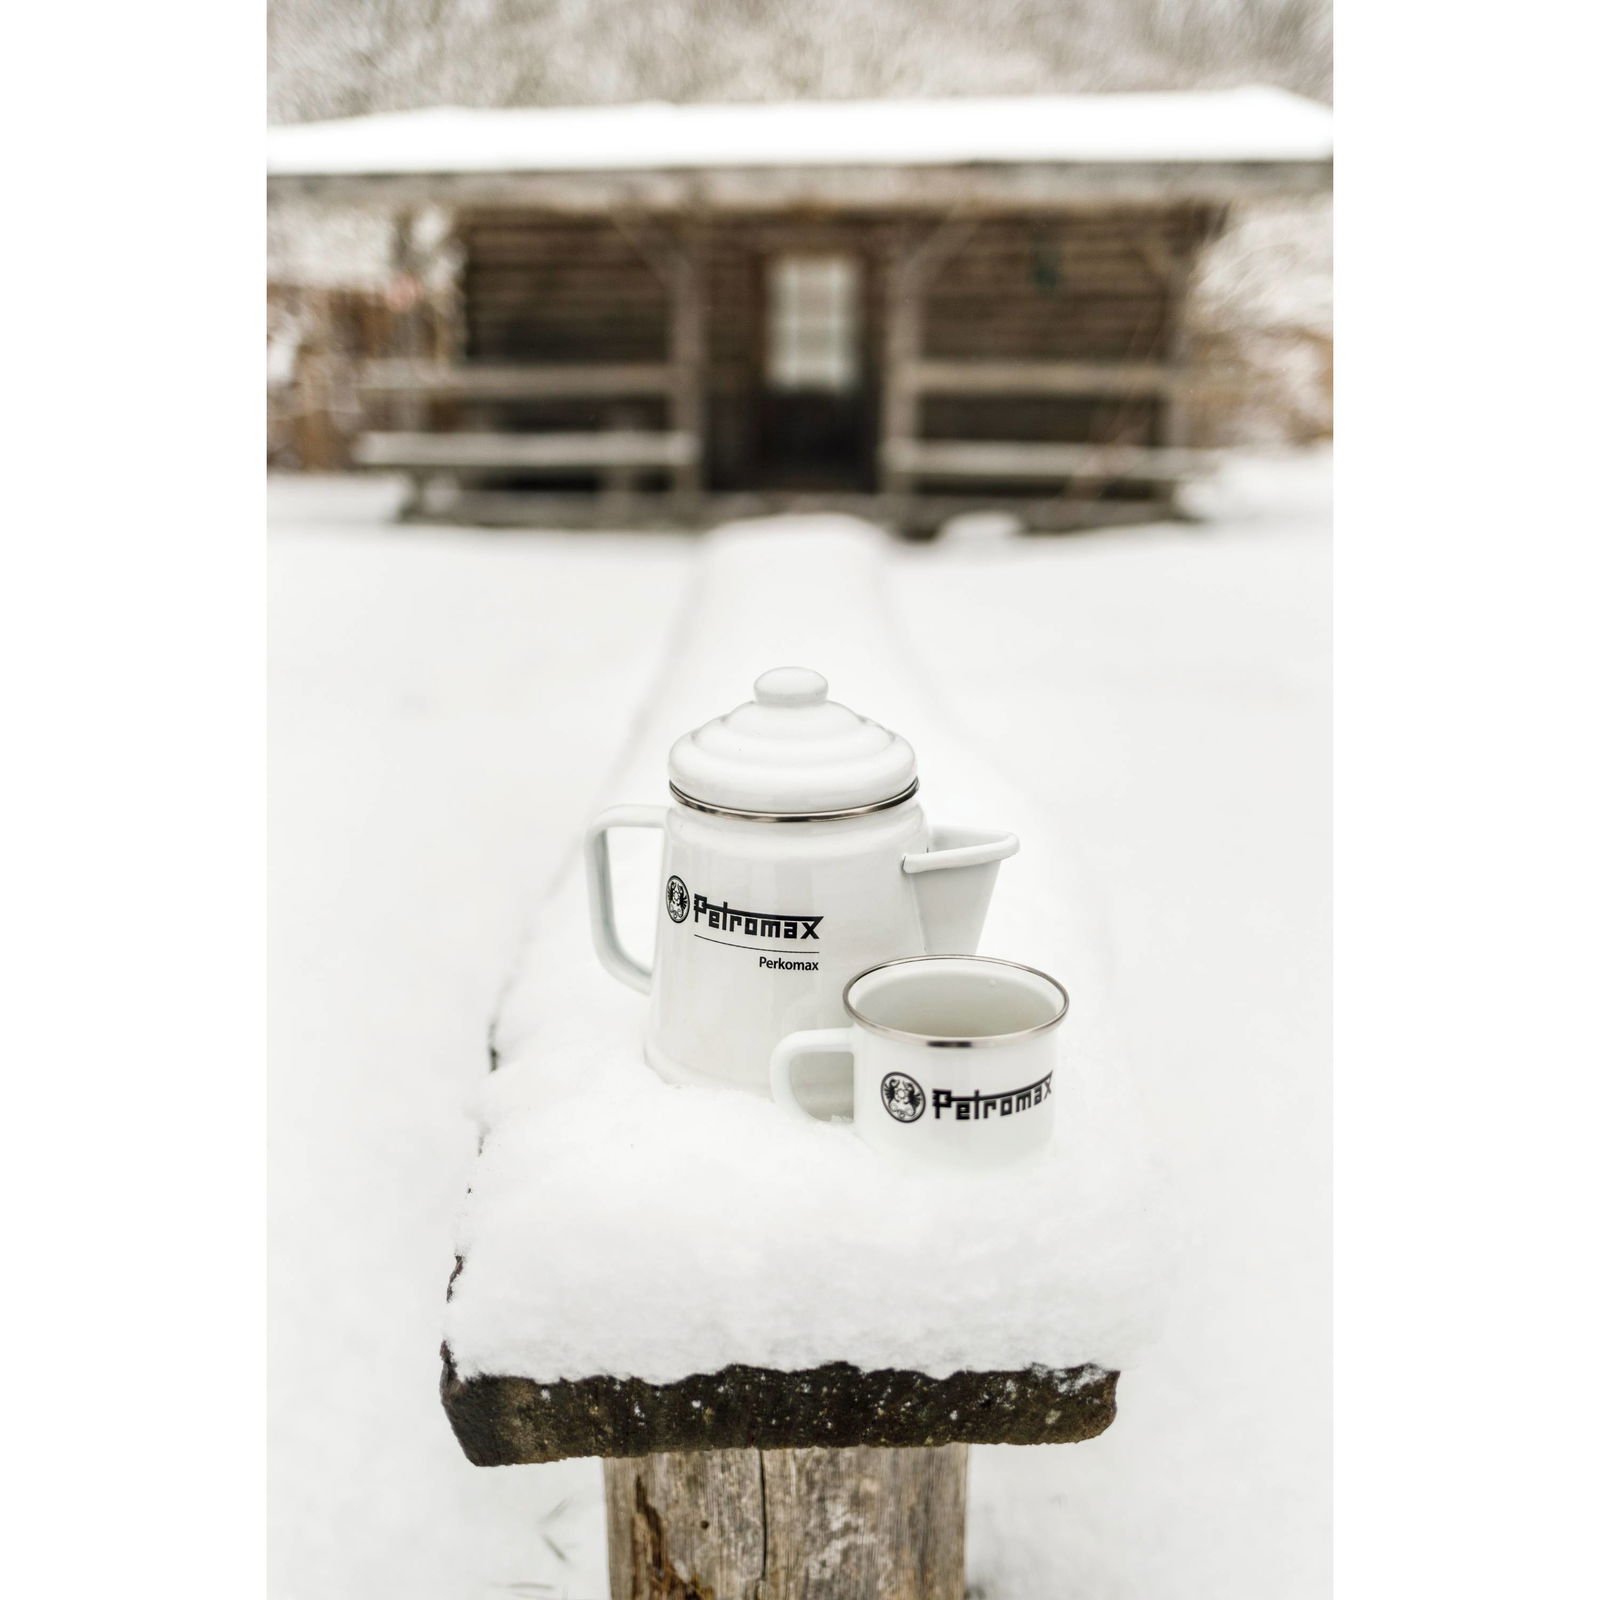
[880,216,980,516]
[599,404,644,523]
[879,247,922,513]
[668,238,705,515]
[1152,206,1225,511]
[1158,238,1192,459]
[389,210,430,512]
[389,211,427,430]
[295,346,336,473]
[603,1445,967,1600]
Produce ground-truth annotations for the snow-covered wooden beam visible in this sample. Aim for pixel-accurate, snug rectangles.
[269,159,1332,213]
[356,361,674,400]
[436,519,1161,1596]
[352,429,699,471]
[881,437,1217,482]
[441,1344,1116,1465]
[908,358,1191,397]
[268,90,1333,213]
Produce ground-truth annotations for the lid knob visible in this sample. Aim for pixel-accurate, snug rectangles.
[753,666,829,708]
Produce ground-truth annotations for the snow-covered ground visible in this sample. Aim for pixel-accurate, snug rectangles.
[269,456,1329,1599]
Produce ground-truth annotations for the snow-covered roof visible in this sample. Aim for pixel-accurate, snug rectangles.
[267,88,1332,178]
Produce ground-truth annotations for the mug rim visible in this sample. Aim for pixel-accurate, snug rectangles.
[842,954,1070,1048]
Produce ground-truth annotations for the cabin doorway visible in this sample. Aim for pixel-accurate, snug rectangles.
[755,254,872,490]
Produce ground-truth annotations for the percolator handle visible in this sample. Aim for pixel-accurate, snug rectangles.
[583,805,666,995]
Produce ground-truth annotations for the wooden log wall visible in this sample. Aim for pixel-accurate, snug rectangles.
[459,215,671,364]
[702,229,761,489]
[451,206,1219,494]
[453,214,677,485]
[917,207,1214,460]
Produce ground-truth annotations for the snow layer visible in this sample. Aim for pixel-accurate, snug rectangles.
[269,479,694,1599]
[267,86,1332,177]
[270,457,1329,1598]
[445,519,1168,1384]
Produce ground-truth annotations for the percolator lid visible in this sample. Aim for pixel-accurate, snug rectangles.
[667,667,918,819]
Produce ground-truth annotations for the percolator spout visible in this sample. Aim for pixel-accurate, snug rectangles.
[903,826,1020,954]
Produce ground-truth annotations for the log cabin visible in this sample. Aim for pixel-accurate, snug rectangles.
[267,89,1332,530]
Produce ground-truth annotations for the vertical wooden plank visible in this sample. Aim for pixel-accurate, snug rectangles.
[1160,237,1193,455]
[387,209,429,511]
[295,347,336,473]
[1159,206,1226,451]
[1152,206,1222,511]
[438,209,464,369]
[599,404,643,523]
[389,210,426,433]
[760,1445,967,1600]
[668,236,705,509]
[602,1445,968,1600]
[604,1450,766,1600]
[880,243,922,504]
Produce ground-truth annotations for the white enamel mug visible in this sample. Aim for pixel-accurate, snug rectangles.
[769,956,1068,1169]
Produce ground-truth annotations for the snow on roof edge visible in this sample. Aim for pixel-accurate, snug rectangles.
[266,87,1333,178]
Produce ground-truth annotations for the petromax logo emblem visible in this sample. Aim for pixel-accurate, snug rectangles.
[665,875,690,923]
[881,1073,926,1123]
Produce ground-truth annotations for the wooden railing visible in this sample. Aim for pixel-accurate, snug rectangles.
[356,361,674,401]
[879,227,1212,495]
[353,431,699,472]
[353,355,701,510]
[906,360,1189,398]
[880,438,1215,483]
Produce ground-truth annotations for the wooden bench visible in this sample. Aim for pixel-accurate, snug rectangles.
[440,523,1139,1596]
[356,360,675,402]
[907,358,1192,398]
[352,428,701,518]
[351,360,701,517]
[442,1343,1116,1598]
[353,430,699,472]
[881,436,1217,485]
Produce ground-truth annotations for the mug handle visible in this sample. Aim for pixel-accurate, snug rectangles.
[583,804,666,995]
[770,1028,856,1120]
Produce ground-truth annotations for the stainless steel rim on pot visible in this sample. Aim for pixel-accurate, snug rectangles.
[667,778,921,823]
[842,954,1069,1048]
